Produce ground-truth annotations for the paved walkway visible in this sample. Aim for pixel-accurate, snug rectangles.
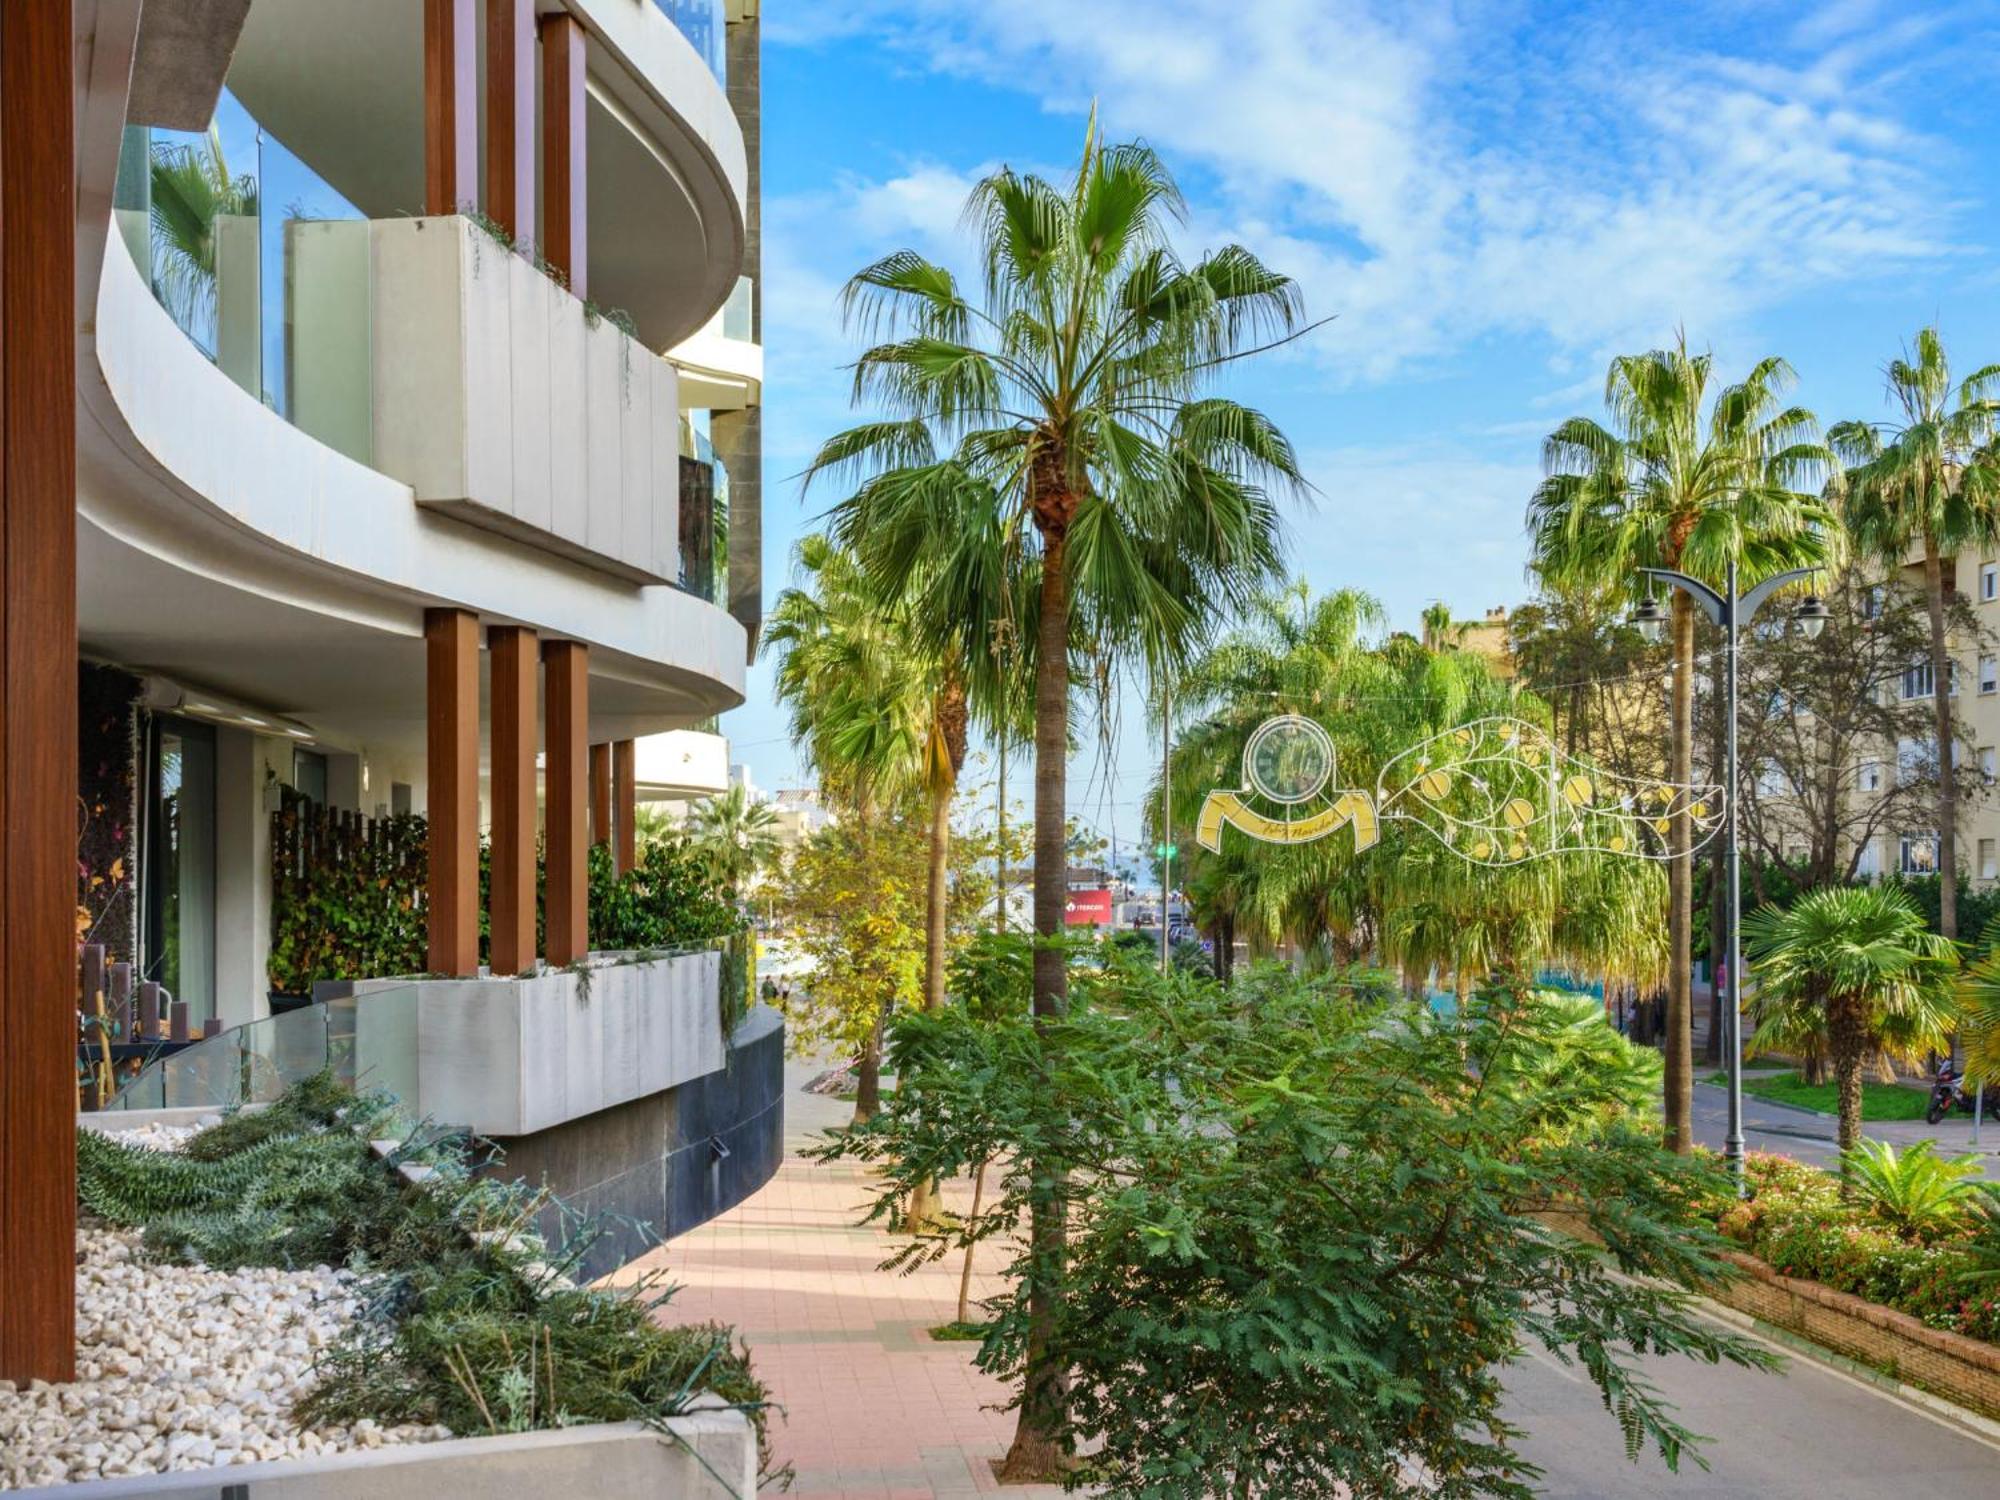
[618,1066,1065,1498]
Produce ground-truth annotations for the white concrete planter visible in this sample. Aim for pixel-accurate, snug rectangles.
[28,1413,755,1499]
[352,950,726,1138]
[367,215,680,586]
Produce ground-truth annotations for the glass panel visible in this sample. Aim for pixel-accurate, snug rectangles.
[147,717,217,1030]
[108,90,374,465]
[722,275,754,342]
[653,0,726,83]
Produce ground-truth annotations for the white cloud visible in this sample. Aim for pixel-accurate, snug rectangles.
[772,0,1970,386]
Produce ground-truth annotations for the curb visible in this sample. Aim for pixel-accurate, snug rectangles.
[1693,1296,2000,1452]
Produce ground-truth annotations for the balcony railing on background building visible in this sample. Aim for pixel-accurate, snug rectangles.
[113,90,376,465]
[722,274,754,341]
[654,0,726,83]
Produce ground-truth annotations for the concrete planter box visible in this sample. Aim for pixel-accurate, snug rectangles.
[367,215,679,585]
[352,950,725,1138]
[29,1413,754,1499]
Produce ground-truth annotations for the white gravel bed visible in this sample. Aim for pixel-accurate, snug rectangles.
[0,1131,450,1491]
[96,1120,209,1154]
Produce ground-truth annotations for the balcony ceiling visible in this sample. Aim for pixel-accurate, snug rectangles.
[224,0,741,350]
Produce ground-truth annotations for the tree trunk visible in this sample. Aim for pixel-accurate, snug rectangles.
[956,1159,988,1326]
[852,1015,885,1126]
[1665,590,1696,1153]
[1923,534,1958,942]
[1003,523,1072,1481]
[1829,995,1865,1161]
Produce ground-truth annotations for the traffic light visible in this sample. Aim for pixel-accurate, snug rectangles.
[1154,842,1177,861]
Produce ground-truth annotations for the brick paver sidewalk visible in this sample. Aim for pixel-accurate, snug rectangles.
[617,1065,1067,1499]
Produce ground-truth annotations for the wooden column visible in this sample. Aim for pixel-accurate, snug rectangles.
[539,12,587,295]
[589,741,611,847]
[423,0,477,215]
[487,626,539,975]
[613,739,638,876]
[485,0,536,243]
[0,0,79,1384]
[425,609,480,975]
[543,642,590,965]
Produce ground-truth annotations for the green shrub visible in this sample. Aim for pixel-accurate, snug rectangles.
[1841,1139,1985,1240]
[83,1074,778,1479]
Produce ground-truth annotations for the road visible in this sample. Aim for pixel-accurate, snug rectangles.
[1505,1319,1998,1497]
[1690,1077,2000,1178]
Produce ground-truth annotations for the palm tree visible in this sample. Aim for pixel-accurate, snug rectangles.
[807,123,1305,1479]
[1742,885,1959,1157]
[1529,335,1838,1153]
[687,784,780,900]
[1832,329,2000,943]
[765,535,928,1121]
[148,129,258,349]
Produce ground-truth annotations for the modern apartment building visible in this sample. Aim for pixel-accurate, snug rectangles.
[2,0,768,1380]
[77,0,762,1029]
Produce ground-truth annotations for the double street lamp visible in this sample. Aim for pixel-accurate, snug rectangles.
[1633,561,1828,1187]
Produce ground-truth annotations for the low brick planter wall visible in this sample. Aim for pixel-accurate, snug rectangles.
[1708,1250,2000,1422]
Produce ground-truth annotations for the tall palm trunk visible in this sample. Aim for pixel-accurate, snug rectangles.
[1665,589,1696,1153]
[1005,522,1072,1481]
[903,691,963,1232]
[1922,534,1959,942]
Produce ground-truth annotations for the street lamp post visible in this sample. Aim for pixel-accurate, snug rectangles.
[1633,561,1827,1189]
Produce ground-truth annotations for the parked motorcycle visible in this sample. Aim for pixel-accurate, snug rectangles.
[1926,1060,2000,1124]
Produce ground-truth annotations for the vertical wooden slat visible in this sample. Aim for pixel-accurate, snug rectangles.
[543,641,589,965]
[589,741,611,848]
[485,0,536,244]
[0,0,79,1384]
[488,625,539,975]
[423,0,477,216]
[613,739,637,876]
[425,608,480,975]
[539,12,587,296]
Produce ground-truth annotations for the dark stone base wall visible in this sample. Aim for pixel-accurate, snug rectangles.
[480,1006,784,1281]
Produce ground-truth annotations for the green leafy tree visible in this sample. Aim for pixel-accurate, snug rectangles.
[807,124,1305,1475]
[1742,885,1959,1156]
[823,947,1774,1497]
[1529,335,1839,1154]
[148,130,258,350]
[1832,327,2000,943]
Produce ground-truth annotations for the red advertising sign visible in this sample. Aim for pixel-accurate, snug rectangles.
[1064,888,1114,927]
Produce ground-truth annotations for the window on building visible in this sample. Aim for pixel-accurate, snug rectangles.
[1984,748,1997,782]
[1897,738,1929,785]
[293,748,329,805]
[1982,656,1997,695]
[1982,839,1998,882]
[1864,585,1885,620]
[1755,761,1791,798]
[1903,659,1935,700]
[1856,841,1882,879]
[1858,758,1883,793]
[1900,831,1940,875]
[1983,563,1997,602]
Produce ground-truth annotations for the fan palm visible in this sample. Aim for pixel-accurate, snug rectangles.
[686,784,780,899]
[1831,329,2000,942]
[148,129,258,350]
[808,125,1305,1474]
[1529,335,1839,1153]
[1742,885,1959,1157]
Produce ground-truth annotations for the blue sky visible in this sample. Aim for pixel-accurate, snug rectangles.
[725,0,2000,860]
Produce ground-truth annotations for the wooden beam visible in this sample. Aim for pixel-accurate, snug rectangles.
[425,609,480,975]
[589,741,611,848]
[613,739,637,876]
[423,0,477,216]
[538,12,587,295]
[485,0,536,243]
[487,626,539,975]
[0,0,79,1384]
[543,641,589,965]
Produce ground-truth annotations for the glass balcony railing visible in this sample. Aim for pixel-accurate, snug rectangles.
[655,0,726,84]
[678,417,729,603]
[111,89,374,465]
[721,274,754,342]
